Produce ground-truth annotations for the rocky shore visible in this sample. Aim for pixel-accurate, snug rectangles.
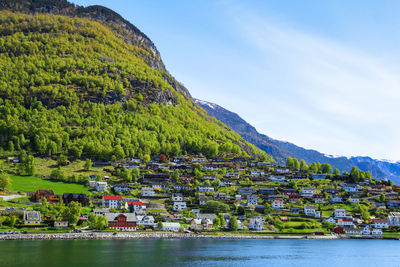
[0,232,340,241]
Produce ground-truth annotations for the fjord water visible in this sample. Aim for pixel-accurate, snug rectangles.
[0,239,399,266]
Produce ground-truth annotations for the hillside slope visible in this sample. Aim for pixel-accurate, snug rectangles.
[196,99,400,183]
[0,1,269,161]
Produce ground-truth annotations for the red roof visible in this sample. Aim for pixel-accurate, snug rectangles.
[126,201,145,206]
[103,196,122,200]
[373,219,388,223]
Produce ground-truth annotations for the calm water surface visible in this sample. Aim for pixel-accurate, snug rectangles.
[0,238,399,266]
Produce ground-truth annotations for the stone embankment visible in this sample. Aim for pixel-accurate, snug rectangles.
[0,232,339,241]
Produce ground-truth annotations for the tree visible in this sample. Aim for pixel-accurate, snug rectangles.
[293,158,300,170]
[321,163,332,174]
[62,201,82,225]
[286,157,294,169]
[333,168,340,176]
[132,168,140,183]
[203,201,230,213]
[219,214,226,227]
[83,159,92,171]
[350,166,360,183]
[0,173,11,191]
[309,162,318,174]
[88,214,108,230]
[157,221,163,230]
[300,160,308,171]
[143,154,151,163]
[228,216,239,231]
[378,193,386,203]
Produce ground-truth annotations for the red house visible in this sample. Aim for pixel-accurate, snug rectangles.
[333,226,344,234]
[105,213,137,231]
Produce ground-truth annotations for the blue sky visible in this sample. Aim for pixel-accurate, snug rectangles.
[72,0,400,161]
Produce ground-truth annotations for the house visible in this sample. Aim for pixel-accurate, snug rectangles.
[197,213,217,221]
[290,207,300,214]
[23,211,41,225]
[338,218,354,227]
[313,194,325,203]
[374,219,389,229]
[95,182,108,192]
[213,192,229,201]
[272,200,284,210]
[141,187,155,197]
[125,201,146,212]
[281,188,296,195]
[173,156,186,163]
[191,157,206,163]
[114,184,130,193]
[289,193,301,203]
[270,176,286,182]
[179,176,194,182]
[220,180,235,187]
[54,221,68,230]
[248,217,264,231]
[199,194,211,205]
[344,226,363,235]
[291,174,308,180]
[102,196,123,209]
[198,185,215,193]
[247,195,259,205]
[330,195,343,203]
[301,187,316,198]
[324,188,338,194]
[203,175,217,181]
[334,209,347,218]
[304,205,316,216]
[371,228,383,235]
[348,197,359,204]
[190,219,213,231]
[324,217,336,224]
[251,170,265,177]
[93,208,110,216]
[105,213,137,231]
[333,226,344,234]
[173,214,184,220]
[88,180,96,187]
[172,193,183,202]
[62,193,90,206]
[136,215,157,228]
[362,225,371,235]
[387,199,400,209]
[312,174,327,180]
[276,167,290,174]
[225,172,240,179]
[204,165,219,171]
[237,188,255,195]
[33,190,60,203]
[173,201,187,211]
[259,188,276,195]
[235,195,242,201]
[340,183,360,192]
[162,222,181,232]
[142,173,171,184]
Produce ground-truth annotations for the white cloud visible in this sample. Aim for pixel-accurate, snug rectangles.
[220,5,400,160]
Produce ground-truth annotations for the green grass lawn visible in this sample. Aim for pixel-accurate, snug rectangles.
[8,175,90,195]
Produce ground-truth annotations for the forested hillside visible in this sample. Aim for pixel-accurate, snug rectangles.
[0,6,269,161]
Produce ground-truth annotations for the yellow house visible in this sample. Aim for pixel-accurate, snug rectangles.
[24,211,41,225]
[54,221,68,230]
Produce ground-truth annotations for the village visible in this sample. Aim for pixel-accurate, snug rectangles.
[1,155,400,239]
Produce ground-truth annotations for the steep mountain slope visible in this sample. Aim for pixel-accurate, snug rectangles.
[0,0,269,161]
[196,99,400,183]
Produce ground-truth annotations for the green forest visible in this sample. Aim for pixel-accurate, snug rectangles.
[0,11,269,161]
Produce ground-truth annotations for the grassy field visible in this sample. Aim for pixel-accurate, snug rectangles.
[8,175,91,195]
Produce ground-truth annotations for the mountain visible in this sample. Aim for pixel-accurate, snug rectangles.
[0,0,269,161]
[196,99,400,183]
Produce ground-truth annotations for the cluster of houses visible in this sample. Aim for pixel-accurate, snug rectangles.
[15,155,400,236]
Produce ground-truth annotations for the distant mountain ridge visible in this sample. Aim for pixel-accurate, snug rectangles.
[195,99,400,184]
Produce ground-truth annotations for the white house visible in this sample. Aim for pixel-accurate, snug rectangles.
[198,185,215,193]
[114,184,130,193]
[172,193,183,202]
[348,197,359,204]
[248,217,264,231]
[301,187,316,198]
[204,166,219,171]
[334,209,347,218]
[125,201,146,212]
[162,222,181,232]
[225,172,240,179]
[340,183,360,192]
[371,228,383,235]
[251,171,265,177]
[388,212,400,225]
[96,182,108,192]
[338,218,354,227]
[102,196,123,209]
[141,187,155,197]
[362,225,371,235]
[324,217,336,224]
[330,195,343,203]
[270,176,286,182]
[304,205,316,216]
[374,219,389,229]
[88,181,96,187]
[272,200,284,210]
[173,201,187,211]
[247,195,258,205]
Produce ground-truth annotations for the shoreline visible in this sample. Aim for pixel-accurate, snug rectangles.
[0,232,395,241]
